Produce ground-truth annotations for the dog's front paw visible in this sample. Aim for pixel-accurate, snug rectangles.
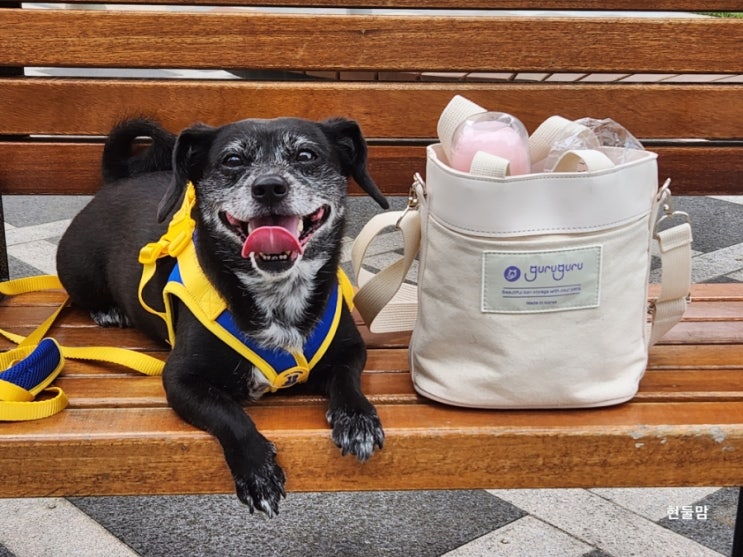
[326,406,385,462]
[233,442,286,518]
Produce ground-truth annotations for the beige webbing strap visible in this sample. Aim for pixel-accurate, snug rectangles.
[352,208,420,334]
[649,222,693,347]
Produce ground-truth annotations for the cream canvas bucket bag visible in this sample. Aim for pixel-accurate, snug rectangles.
[352,100,692,409]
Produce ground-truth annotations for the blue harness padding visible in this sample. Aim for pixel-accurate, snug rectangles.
[212,275,341,382]
[2,338,63,391]
[0,337,68,421]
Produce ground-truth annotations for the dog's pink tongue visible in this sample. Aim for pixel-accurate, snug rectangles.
[241,226,303,259]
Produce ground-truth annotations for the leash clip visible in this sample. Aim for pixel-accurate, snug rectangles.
[655,179,691,231]
[396,173,424,229]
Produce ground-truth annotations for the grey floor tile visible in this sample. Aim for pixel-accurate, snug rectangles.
[674,197,743,254]
[2,196,92,228]
[658,487,739,557]
[70,491,524,557]
[444,515,593,556]
[582,550,613,557]
[345,195,408,238]
[7,255,44,279]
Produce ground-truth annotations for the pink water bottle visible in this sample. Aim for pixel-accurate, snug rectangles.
[449,112,531,175]
[438,95,531,176]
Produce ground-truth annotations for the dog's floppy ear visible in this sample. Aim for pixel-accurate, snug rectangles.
[157,123,217,222]
[321,118,389,210]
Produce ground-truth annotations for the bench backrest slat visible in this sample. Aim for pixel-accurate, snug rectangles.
[2,143,741,197]
[2,80,743,140]
[2,10,742,74]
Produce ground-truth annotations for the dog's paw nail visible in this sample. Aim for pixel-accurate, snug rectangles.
[328,407,385,462]
[233,451,286,518]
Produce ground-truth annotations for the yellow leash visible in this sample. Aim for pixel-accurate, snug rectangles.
[0,275,164,421]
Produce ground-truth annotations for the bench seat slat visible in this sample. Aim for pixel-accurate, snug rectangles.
[51,368,743,410]
[2,10,742,74]
[5,314,743,350]
[660,322,743,345]
[0,288,740,349]
[649,345,743,369]
[12,342,739,379]
[4,321,741,349]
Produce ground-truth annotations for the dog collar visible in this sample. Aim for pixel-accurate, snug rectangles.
[137,182,355,392]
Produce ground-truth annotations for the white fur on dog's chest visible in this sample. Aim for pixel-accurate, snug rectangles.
[235,258,325,351]
[235,258,327,400]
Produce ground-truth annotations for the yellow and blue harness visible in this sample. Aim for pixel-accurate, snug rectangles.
[137,182,355,392]
[0,182,353,420]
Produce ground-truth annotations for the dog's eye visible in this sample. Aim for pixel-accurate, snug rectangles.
[296,149,317,163]
[222,154,244,168]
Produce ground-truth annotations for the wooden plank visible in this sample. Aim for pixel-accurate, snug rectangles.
[637,370,743,402]
[54,370,421,407]
[2,141,743,196]
[0,286,737,326]
[686,283,743,302]
[12,345,743,406]
[1,10,742,74]
[2,80,743,140]
[659,321,743,345]
[25,0,743,10]
[1,402,743,496]
[367,345,743,374]
[682,301,743,321]
[51,368,743,410]
[649,345,743,370]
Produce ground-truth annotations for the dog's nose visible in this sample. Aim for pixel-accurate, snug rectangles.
[252,176,289,204]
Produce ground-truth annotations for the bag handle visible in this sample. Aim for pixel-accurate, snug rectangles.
[552,149,614,172]
[529,115,595,163]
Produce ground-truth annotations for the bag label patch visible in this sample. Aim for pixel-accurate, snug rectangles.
[482,246,602,313]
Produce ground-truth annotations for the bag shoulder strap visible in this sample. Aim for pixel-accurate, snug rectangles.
[351,179,423,333]
[352,210,420,334]
[648,183,693,347]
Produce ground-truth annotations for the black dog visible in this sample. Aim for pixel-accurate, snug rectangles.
[56,117,388,516]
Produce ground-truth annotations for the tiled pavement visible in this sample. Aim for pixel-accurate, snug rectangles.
[1,193,742,556]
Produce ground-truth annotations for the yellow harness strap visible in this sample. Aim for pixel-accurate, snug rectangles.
[0,276,164,422]
[138,182,197,320]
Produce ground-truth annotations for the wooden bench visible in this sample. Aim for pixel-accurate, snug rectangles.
[1,0,742,550]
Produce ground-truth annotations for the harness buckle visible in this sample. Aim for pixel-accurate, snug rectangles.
[138,240,169,265]
[167,230,192,258]
[271,367,310,391]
